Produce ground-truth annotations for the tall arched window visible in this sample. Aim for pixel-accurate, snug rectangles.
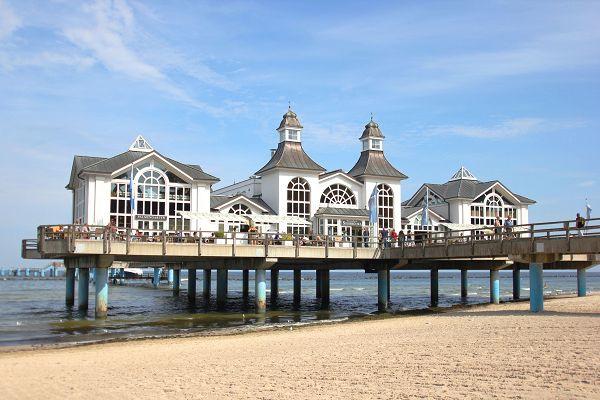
[287,177,310,233]
[320,184,356,205]
[229,203,251,215]
[485,194,503,224]
[136,169,167,217]
[470,188,518,226]
[377,183,394,230]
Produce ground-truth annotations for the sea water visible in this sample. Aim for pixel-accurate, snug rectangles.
[0,270,598,347]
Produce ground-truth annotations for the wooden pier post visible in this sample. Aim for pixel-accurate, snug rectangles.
[293,269,301,306]
[95,267,109,318]
[167,268,174,284]
[172,269,180,296]
[217,269,227,308]
[460,269,468,299]
[188,268,197,303]
[512,267,521,300]
[378,269,388,312]
[577,268,587,297]
[387,269,391,302]
[203,269,211,299]
[77,268,89,310]
[490,269,500,304]
[430,269,439,307]
[270,269,279,303]
[255,268,267,313]
[65,266,75,307]
[242,269,249,300]
[529,263,544,312]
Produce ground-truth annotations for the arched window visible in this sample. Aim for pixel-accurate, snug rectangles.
[136,169,167,219]
[485,194,504,222]
[229,203,251,215]
[287,177,310,233]
[320,184,356,205]
[470,188,517,226]
[377,183,394,230]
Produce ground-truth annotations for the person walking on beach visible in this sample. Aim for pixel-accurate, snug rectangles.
[575,213,586,237]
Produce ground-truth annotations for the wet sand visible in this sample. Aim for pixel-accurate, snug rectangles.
[1,295,599,399]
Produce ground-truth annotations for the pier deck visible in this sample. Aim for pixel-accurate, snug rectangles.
[21,218,600,318]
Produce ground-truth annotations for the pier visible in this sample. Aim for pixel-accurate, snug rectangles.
[21,218,600,318]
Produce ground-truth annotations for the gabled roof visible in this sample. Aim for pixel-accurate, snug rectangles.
[255,141,325,175]
[319,169,363,185]
[348,150,407,180]
[402,205,449,221]
[314,207,370,217]
[67,150,219,190]
[66,155,107,189]
[210,194,276,214]
[405,179,535,206]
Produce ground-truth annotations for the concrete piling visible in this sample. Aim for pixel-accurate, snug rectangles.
[430,269,439,307]
[172,269,180,296]
[203,269,211,299]
[188,268,197,303]
[378,269,388,312]
[512,267,521,300]
[577,268,587,297]
[460,269,468,299]
[270,269,279,303]
[168,268,174,284]
[153,267,160,288]
[321,269,330,309]
[255,269,266,313]
[529,263,544,312]
[217,269,227,307]
[242,269,249,300]
[316,270,322,298]
[293,269,301,305]
[387,269,391,302]
[490,269,500,304]
[95,267,109,318]
[77,268,90,310]
[66,268,75,307]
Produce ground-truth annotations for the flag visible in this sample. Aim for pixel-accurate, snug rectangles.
[586,199,592,220]
[368,185,378,224]
[129,164,135,211]
[421,187,429,227]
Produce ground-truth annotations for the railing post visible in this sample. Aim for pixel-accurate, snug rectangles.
[325,235,329,258]
[126,228,131,255]
[39,226,45,253]
[198,231,202,256]
[444,230,449,257]
[162,230,167,255]
[353,236,357,259]
[470,229,475,255]
[295,235,300,257]
[564,221,571,252]
[530,224,535,252]
[103,228,108,254]
[264,233,269,257]
[232,231,236,257]
[67,226,73,253]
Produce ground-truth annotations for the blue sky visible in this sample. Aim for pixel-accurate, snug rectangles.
[0,0,599,267]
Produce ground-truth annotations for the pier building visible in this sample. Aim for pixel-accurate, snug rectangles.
[21,108,600,320]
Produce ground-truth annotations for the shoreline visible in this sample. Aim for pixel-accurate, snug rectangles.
[0,292,591,354]
[1,294,598,399]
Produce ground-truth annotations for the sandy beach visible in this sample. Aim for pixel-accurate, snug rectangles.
[1,296,599,400]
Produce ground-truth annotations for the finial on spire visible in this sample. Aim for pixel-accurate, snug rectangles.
[288,100,291,110]
[370,112,374,122]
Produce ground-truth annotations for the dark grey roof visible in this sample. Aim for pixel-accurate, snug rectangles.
[359,120,384,140]
[405,180,536,206]
[402,205,449,220]
[315,207,370,217]
[255,141,325,175]
[71,150,219,183]
[210,194,276,214]
[348,150,407,180]
[66,155,107,189]
[277,108,303,130]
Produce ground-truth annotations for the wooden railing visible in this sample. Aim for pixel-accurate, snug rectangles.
[29,218,600,257]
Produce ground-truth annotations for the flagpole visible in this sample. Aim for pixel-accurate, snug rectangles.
[130,163,135,233]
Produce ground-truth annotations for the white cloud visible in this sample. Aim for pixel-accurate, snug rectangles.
[0,0,20,41]
[303,122,362,148]
[0,51,96,70]
[423,118,585,140]
[578,180,596,188]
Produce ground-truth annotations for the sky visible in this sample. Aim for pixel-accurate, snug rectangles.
[0,0,599,267]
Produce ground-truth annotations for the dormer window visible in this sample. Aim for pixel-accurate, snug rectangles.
[287,129,299,141]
